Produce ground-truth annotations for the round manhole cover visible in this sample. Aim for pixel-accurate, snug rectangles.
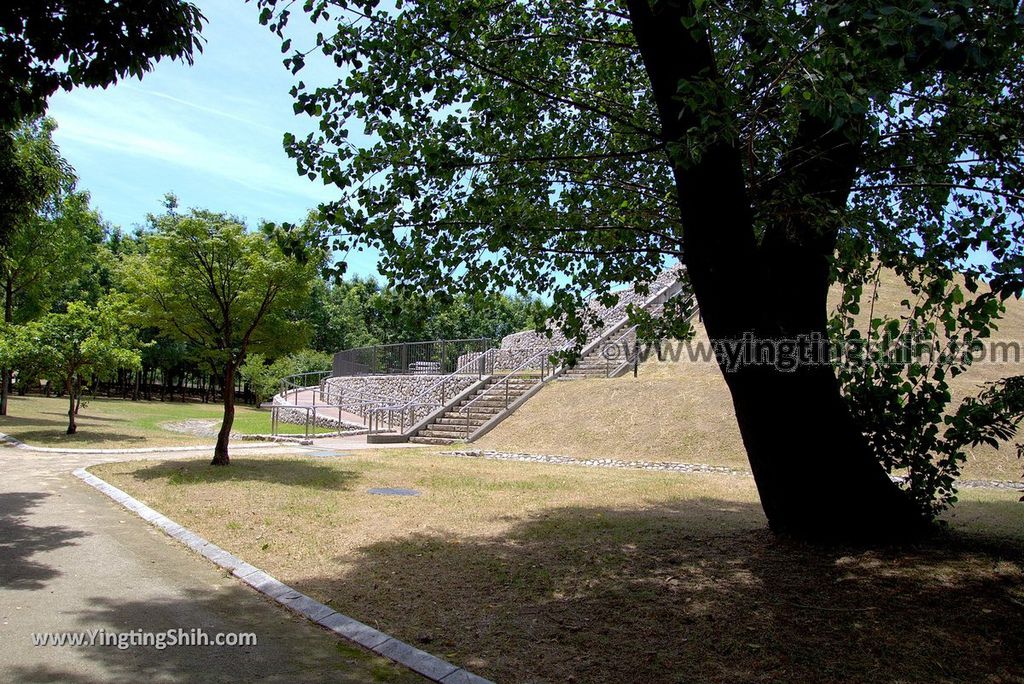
[367,487,421,497]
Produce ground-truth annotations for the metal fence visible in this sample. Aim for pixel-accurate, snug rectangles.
[332,338,493,376]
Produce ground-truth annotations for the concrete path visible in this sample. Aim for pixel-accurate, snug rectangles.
[0,444,423,683]
[285,388,369,427]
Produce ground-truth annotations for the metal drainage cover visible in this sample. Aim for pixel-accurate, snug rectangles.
[367,487,421,497]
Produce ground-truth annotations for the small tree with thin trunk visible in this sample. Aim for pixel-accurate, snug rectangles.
[127,204,317,465]
[17,299,141,434]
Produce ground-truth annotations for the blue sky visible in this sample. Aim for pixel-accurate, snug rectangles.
[47,0,382,279]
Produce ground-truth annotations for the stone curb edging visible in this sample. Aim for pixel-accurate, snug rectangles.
[0,431,286,454]
[71,467,492,684]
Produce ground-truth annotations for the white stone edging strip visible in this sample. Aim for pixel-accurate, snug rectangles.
[0,431,285,454]
[72,467,492,684]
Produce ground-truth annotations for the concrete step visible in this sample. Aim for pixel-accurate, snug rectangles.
[455,404,511,413]
[444,408,501,418]
[409,436,460,445]
[457,399,515,409]
[418,428,471,440]
[436,417,489,427]
[466,393,528,405]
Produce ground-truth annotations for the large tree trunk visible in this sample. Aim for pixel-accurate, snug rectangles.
[212,362,235,466]
[627,0,922,540]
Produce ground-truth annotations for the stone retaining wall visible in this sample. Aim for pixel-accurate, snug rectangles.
[322,374,478,422]
[271,394,363,430]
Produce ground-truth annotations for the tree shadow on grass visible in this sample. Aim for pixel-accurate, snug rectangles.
[0,408,151,445]
[3,399,127,424]
[5,585,419,684]
[293,497,1024,683]
[127,458,360,491]
[8,429,150,446]
[0,492,89,590]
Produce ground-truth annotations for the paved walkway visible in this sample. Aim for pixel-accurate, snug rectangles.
[0,442,424,682]
[284,388,370,428]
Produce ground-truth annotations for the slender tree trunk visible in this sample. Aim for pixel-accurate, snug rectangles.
[1,277,13,416]
[66,375,77,434]
[212,362,235,466]
[627,0,921,540]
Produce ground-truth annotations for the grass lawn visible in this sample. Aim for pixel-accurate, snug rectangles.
[93,451,1024,683]
[0,395,336,448]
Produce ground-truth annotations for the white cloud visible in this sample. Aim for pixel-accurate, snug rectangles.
[50,88,332,204]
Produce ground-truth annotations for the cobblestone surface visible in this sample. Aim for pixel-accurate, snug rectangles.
[441,449,1024,491]
[160,419,232,437]
[441,449,748,475]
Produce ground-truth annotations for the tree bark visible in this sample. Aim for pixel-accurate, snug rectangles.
[66,375,77,434]
[1,277,13,416]
[211,361,235,466]
[627,0,922,540]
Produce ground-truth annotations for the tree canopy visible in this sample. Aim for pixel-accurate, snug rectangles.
[13,298,141,433]
[0,0,206,126]
[125,205,319,464]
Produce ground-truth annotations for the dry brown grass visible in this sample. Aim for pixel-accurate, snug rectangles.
[479,271,1024,482]
[94,452,1024,683]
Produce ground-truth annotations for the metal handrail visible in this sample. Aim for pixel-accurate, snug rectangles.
[604,324,640,378]
[279,370,333,404]
[456,347,554,436]
[365,348,497,434]
[604,293,699,378]
[270,401,361,438]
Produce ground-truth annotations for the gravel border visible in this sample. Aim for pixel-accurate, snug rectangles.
[441,449,1024,491]
[73,467,492,684]
[442,449,749,475]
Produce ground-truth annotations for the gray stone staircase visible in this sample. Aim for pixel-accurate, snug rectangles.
[558,327,638,380]
[409,376,540,444]
[405,284,692,444]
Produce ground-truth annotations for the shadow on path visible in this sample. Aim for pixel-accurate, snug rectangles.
[7,586,421,683]
[0,492,89,590]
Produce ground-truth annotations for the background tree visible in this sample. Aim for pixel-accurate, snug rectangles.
[257,0,1024,539]
[240,349,333,403]
[16,298,141,433]
[0,0,205,127]
[0,118,100,414]
[127,205,318,465]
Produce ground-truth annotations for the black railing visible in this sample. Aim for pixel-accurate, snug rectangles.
[332,338,493,377]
